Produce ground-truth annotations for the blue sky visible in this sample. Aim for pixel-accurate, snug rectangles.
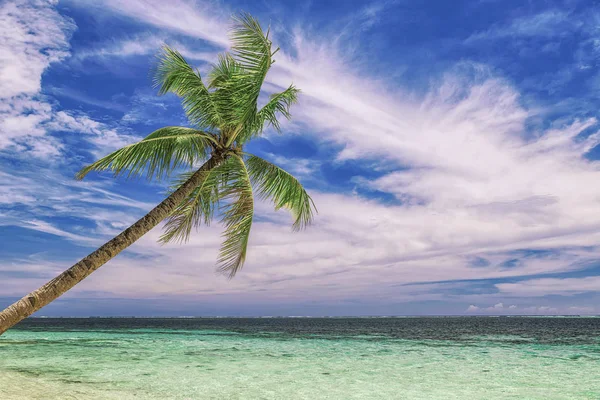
[1,0,600,316]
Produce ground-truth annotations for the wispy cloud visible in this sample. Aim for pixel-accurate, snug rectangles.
[0,0,137,158]
[466,303,564,315]
[0,0,73,157]
[496,277,600,297]
[0,167,155,249]
[0,0,75,99]
[465,301,597,315]
[84,0,229,47]
[465,9,580,43]
[48,86,129,112]
[30,0,600,299]
[3,0,600,314]
[74,33,218,64]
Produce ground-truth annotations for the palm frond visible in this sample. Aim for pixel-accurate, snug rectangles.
[76,127,213,181]
[206,53,245,131]
[237,84,300,144]
[222,13,276,145]
[154,46,221,129]
[258,85,300,131]
[207,53,243,90]
[245,154,315,230]
[230,13,273,77]
[159,158,236,244]
[217,155,254,278]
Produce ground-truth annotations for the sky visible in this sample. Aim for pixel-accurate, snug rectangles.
[1,0,600,317]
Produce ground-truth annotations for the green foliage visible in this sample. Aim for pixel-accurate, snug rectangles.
[207,53,244,132]
[207,53,242,90]
[227,13,273,129]
[217,155,254,278]
[160,165,223,244]
[246,154,315,230]
[78,13,314,278]
[250,84,299,138]
[76,127,214,181]
[154,47,222,130]
[230,13,273,77]
[219,13,278,145]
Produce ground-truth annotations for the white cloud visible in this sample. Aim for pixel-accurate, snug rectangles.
[6,190,598,304]
[464,303,589,315]
[48,111,137,153]
[0,0,75,99]
[86,0,229,47]
[77,34,166,59]
[75,33,217,64]
[465,10,579,43]
[496,277,600,297]
[568,306,596,314]
[262,154,320,180]
[0,167,157,251]
[22,220,96,245]
[0,0,73,156]
[3,0,600,311]
[120,89,175,126]
[0,0,136,158]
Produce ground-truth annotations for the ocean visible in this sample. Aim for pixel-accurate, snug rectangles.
[0,317,598,399]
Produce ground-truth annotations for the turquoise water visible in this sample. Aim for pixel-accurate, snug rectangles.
[0,318,599,399]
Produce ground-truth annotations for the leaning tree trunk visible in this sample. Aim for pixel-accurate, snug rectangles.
[0,156,221,336]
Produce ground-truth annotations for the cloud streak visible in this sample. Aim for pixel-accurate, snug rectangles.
[0,0,138,159]
[2,1,600,314]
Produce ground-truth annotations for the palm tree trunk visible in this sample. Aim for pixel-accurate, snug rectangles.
[0,156,222,336]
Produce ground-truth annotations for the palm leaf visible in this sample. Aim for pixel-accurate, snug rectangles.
[257,85,299,132]
[207,53,243,90]
[230,13,273,77]
[159,158,236,244]
[245,154,315,230]
[207,53,245,132]
[223,13,276,145]
[154,46,222,130]
[217,155,254,278]
[237,84,300,144]
[76,127,213,181]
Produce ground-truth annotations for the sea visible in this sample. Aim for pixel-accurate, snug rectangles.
[0,317,598,399]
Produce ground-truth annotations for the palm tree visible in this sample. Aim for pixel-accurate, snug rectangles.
[0,14,315,336]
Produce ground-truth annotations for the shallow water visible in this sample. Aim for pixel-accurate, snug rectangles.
[1,317,599,399]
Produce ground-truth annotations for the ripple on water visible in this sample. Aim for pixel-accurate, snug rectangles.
[1,317,599,399]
